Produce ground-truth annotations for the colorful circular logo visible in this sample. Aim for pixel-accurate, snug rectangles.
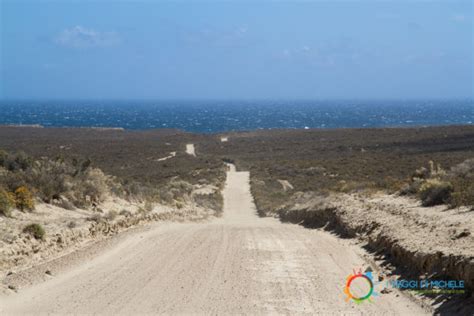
[344,268,379,304]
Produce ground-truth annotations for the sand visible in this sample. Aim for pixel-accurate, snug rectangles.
[156,151,176,161]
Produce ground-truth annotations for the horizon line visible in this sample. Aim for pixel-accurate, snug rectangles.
[1,97,473,102]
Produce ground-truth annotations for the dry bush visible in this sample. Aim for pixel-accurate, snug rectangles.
[0,188,15,217]
[449,159,474,208]
[144,200,154,212]
[0,150,128,210]
[87,213,103,223]
[81,168,110,202]
[53,197,75,210]
[450,178,474,208]
[156,179,194,206]
[67,168,111,208]
[404,159,474,208]
[333,180,376,194]
[400,159,474,207]
[250,178,290,216]
[119,209,131,217]
[450,158,474,177]
[418,179,453,207]
[400,178,424,195]
[23,223,45,240]
[104,210,117,221]
[15,186,35,211]
[193,192,224,215]
[1,151,33,172]
[157,188,174,204]
[26,159,73,203]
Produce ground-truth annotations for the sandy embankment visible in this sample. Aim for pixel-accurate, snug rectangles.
[278,192,474,300]
[0,165,426,315]
[0,182,221,285]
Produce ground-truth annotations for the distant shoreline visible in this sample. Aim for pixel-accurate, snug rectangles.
[1,123,473,134]
[1,124,125,131]
[1,99,472,133]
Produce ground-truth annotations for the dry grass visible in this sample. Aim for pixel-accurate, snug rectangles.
[200,126,474,214]
[1,125,473,215]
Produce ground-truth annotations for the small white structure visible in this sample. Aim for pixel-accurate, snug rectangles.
[186,144,196,156]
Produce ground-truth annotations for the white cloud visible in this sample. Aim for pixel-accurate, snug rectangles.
[235,26,248,37]
[183,25,249,47]
[452,14,466,23]
[55,26,120,48]
[278,41,366,68]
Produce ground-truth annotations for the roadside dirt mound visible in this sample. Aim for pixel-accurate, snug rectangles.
[278,192,474,295]
[0,197,215,283]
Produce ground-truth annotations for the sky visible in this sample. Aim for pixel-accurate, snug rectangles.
[0,0,472,100]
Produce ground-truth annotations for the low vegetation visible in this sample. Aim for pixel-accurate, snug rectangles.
[199,126,474,214]
[0,150,120,213]
[1,125,472,218]
[14,186,35,211]
[401,159,474,208]
[0,127,226,217]
[0,188,15,217]
[23,223,45,240]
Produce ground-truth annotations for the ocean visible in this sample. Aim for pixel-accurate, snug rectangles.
[0,100,473,133]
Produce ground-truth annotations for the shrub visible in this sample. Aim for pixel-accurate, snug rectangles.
[193,191,223,215]
[14,186,35,211]
[27,159,70,203]
[53,197,75,210]
[144,200,154,212]
[399,177,425,196]
[412,166,429,180]
[0,188,15,217]
[119,209,131,217]
[450,158,474,178]
[450,178,474,208]
[87,213,103,223]
[104,210,117,221]
[0,150,8,166]
[74,168,109,206]
[418,179,453,207]
[3,151,33,172]
[23,223,45,240]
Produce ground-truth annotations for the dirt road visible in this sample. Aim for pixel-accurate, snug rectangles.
[0,166,427,315]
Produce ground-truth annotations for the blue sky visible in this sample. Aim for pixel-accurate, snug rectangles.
[0,1,472,99]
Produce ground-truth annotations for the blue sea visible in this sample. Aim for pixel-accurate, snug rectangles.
[0,100,473,133]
